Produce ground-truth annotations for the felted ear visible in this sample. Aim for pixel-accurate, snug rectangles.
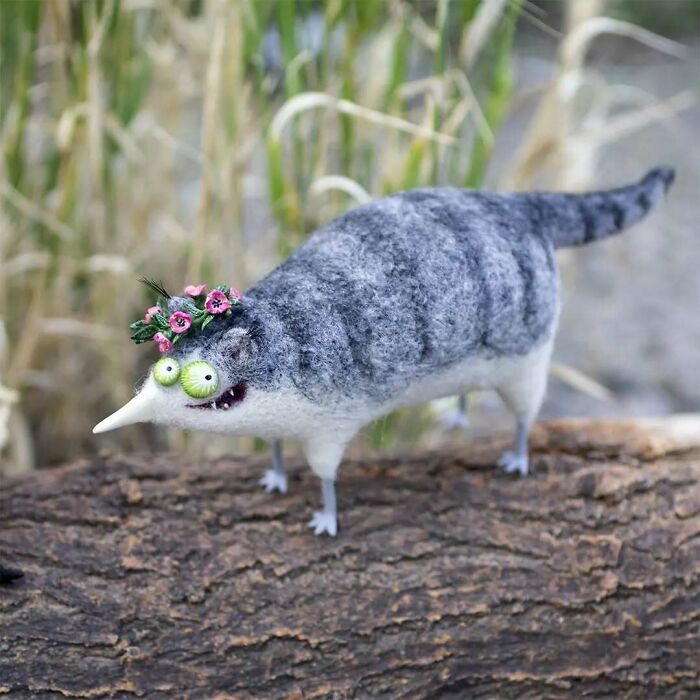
[166,295,192,313]
[221,327,256,364]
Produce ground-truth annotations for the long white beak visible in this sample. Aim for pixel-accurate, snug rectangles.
[93,383,158,434]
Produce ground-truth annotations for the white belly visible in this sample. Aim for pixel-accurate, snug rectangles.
[390,339,554,412]
[189,339,554,441]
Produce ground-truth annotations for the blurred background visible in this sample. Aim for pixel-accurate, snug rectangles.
[1,0,698,474]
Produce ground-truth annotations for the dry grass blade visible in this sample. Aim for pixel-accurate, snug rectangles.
[562,17,688,67]
[84,255,133,275]
[41,319,119,342]
[269,92,458,146]
[147,124,203,164]
[310,175,372,204]
[550,363,615,403]
[398,71,494,144]
[0,182,75,240]
[461,0,509,69]
[508,1,691,191]
[587,90,695,147]
[1,252,51,277]
[189,2,227,281]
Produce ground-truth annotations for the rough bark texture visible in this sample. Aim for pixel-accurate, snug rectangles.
[1,418,699,699]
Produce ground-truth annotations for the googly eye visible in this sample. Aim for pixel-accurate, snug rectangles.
[180,361,219,399]
[153,357,180,386]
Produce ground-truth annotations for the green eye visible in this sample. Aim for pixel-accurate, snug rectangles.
[153,357,180,386]
[180,361,219,399]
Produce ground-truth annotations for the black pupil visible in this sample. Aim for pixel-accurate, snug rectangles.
[205,375,212,381]
[166,367,171,372]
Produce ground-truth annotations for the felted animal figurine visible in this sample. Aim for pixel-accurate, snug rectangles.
[94,167,675,536]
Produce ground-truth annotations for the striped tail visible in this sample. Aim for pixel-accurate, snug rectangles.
[528,167,675,249]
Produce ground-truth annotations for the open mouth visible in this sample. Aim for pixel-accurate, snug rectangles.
[187,382,247,411]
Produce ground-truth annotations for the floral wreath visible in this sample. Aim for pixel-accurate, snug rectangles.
[130,280,242,353]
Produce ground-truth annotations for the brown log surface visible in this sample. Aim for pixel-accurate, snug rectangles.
[1,419,700,699]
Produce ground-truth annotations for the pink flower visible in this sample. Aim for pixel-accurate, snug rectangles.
[153,332,172,353]
[169,311,192,334]
[229,287,242,303]
[184,284,208,297]
[205,289,231,315]
[144,305,162,324]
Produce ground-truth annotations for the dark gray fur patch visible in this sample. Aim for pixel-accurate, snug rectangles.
[530,167,674,248]
[167,168,673,406]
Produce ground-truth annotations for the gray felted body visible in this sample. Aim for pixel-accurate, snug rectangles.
[94,167,675,535]
[206,167,674,407]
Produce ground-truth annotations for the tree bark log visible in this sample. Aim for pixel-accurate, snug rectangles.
[1,418,699,699]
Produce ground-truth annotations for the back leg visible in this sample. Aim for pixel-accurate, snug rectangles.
[496,343,552,476]
[439,393,471,430]
[259,440,287,493]
[303,429,355,537]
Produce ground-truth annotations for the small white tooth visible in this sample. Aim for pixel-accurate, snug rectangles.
[223,403,229,409]
[229,389,235,396]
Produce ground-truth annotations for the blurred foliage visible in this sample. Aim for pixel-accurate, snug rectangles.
[608,0,700,35]
[1,0,689,471]
[531,0,700,36]
[1,0,526,469]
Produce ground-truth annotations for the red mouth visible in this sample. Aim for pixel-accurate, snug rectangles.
[187,382,247,411]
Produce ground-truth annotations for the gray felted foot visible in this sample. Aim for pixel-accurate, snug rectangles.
[440,408,470,430]
[308,511,338,537]
[260,439,287,493]
[440,393,470,430]
[259,469,288,493]
[497,451,529,476]
[308,477,338,536]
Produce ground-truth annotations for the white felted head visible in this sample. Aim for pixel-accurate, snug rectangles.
[93,326,259,433]
[93,320,325,441]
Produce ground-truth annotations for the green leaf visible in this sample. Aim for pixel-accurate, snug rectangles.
[172,333,183,345]
[201,314,215,331]
[225,309,232,317]
[129,319,146,330]
[130,325,158,342]
[164,329,174,341]
[151,313,170,330]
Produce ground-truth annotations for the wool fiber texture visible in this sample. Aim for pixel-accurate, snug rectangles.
[168,168,674,407]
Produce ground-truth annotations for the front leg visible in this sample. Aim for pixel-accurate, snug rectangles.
[308,478,337,537]
[303,433,350,537]
[259,440,288,493]
[497,419,530,476]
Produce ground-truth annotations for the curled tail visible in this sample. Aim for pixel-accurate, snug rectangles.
[528,167,675,249]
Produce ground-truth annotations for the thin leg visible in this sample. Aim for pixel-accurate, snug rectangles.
[272,440,285,477]
[497,420,530,476]
[439,393,470,430]
[458,393,468,415]
[308,478,338,537]
[259,439,288,493]
[303,433,350,537]
[496,339,553,477]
